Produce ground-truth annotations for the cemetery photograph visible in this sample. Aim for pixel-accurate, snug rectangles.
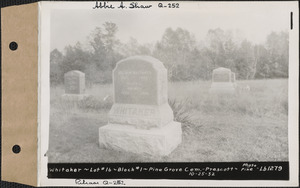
[47,4,289,163]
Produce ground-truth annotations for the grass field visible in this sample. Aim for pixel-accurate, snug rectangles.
[48,79,288,162]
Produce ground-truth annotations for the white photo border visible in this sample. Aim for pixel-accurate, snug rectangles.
[38,1,299,186]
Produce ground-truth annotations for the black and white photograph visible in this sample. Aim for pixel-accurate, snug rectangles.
[38,1,299,186]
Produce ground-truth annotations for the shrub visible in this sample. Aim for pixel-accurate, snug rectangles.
[168,98,198,135]
[52,95,113,113]
[77,96,113,112]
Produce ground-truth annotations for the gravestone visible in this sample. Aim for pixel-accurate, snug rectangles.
[62,70,88,99]
[99,56,182,156]
[209,67,236,94]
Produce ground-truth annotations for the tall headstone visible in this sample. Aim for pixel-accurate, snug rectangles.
[62,70,87,99]
[209,67,235,94]
[99,56,182,156]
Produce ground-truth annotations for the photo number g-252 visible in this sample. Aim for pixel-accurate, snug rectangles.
[158,3,180,8]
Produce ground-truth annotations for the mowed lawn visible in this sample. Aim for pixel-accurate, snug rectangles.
[48,79,288,162]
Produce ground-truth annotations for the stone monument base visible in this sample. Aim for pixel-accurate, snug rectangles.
[61,94,90,101]
[209,83,236,94]
[108,103,174,129]
[99,122,182,156]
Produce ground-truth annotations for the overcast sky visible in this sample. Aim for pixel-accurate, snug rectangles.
[50,2,291,52]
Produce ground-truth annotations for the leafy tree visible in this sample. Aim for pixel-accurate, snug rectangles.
[90,22,122,71]
[49,22,289,84]
[120,37,153,57]
[61,43,90,71]
[205,28,226,68]
[203,28,239,70]
[235,40,256,79]
[254,45,270,78]
[265,31,289,77]
[186,48,211,80]
[89,22,123,83]
[153,27,196,81]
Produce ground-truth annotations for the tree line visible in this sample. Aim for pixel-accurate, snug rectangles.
[50,22,289,85]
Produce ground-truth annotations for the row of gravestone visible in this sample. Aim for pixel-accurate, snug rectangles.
[64,67,237,96]
[62,56,237,156]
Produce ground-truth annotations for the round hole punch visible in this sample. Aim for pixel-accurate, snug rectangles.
[12,145,21,154]
[9,41,18,51]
